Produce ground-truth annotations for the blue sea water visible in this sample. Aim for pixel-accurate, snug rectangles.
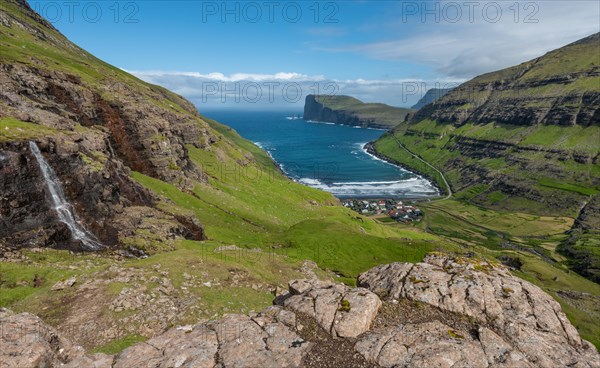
[203,110,438,198]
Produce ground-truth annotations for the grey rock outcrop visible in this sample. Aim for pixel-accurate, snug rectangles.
[1,255,598,367]
[0,312,89,368]
[357,254,600,367]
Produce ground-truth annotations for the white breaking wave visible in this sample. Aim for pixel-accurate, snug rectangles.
[358,142,393,165]
[254,142,276,160]
[306,120,335,125]
[293,143,440,197]
[298,177,438,197]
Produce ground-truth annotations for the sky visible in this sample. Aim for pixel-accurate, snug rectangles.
[28,0,600,109]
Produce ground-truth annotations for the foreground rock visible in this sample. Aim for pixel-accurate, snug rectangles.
[1,255,598,367]
[357,254,599,368]
[282,279,381,338]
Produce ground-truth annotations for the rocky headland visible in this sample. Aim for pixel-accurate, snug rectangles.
[303,95,412,130]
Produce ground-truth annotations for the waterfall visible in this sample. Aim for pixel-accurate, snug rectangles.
[29,141,103,250]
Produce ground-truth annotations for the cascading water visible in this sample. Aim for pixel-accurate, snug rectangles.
[28,141,103,250]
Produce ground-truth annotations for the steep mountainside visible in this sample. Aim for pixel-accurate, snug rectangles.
[413,34,600,126]
[304,94,412,129]
[373,33,600,282]
[0,0,221,249]
[411,87,453,109]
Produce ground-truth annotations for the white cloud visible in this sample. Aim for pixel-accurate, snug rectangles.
[129,70,462,109]
[324,1,599,78]
[129,71,326,82]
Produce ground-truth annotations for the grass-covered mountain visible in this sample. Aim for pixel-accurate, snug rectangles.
[304,94,412,129]
[374,33,600,282]
[411,87,453,109]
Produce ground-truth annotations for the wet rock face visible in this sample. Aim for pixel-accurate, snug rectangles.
[0,140,204,252]
[0,144,57,245]
[2,256,598,368]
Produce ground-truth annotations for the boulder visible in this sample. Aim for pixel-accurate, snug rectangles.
[280,279,381,338]
[51,277,76,291]
[0,312,85,368]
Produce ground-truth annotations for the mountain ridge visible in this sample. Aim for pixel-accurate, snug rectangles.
[373,32,600,283]
[413,32,600,127]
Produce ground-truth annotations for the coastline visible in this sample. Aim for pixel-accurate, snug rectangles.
[363,141,446,199]
[254,139,442,200]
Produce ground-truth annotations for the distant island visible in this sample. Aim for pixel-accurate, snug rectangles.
[303,94,412,129]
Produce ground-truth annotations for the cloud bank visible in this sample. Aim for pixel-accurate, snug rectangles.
[130,70,462,109]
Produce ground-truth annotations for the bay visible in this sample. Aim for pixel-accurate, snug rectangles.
[203,110,438,198]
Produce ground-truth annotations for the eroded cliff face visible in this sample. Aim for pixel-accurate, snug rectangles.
[413,34,600,127]
[303,95,411,129]
[2,255,598,368]
[1,63,213,185]
[0,0,215,251]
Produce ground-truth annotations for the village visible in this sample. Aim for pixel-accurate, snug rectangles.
[341,199,423,223]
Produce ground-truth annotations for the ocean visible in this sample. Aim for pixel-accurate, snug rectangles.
[202,110,438,198]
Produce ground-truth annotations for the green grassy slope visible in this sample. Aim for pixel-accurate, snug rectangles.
[0,0,451,349]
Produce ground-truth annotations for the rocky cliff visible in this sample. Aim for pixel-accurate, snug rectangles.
[0,0,241,251]
[2,255,598,367]
[411,88,453,110]
[303,95,412,129]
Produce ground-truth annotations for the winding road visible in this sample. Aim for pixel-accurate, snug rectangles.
[391,135,452,201]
